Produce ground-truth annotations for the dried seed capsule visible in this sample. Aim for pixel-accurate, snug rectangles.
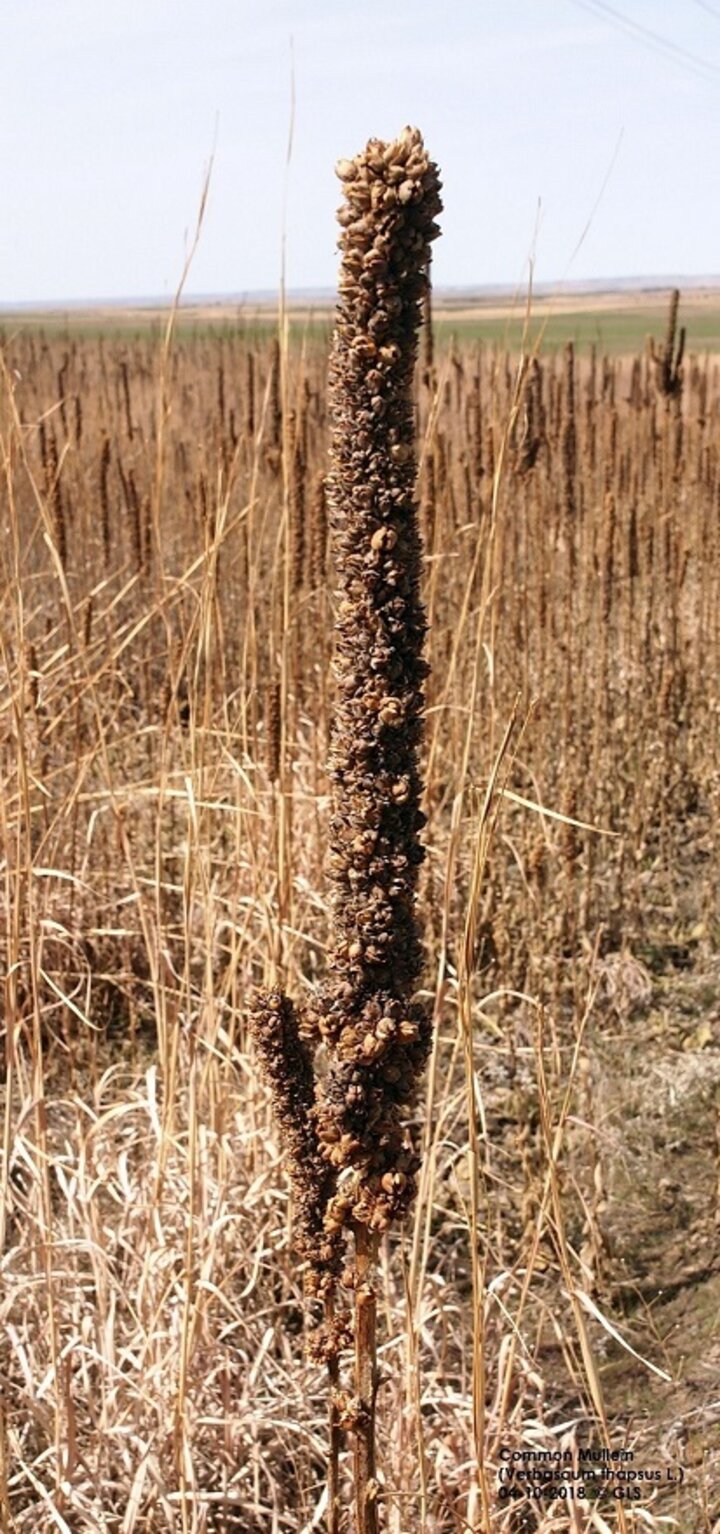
[378,697,404,726]
[370,526,397,552]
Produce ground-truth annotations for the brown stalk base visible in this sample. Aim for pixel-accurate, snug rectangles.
[353,1223,379,1534]
[326,1295,341,1534]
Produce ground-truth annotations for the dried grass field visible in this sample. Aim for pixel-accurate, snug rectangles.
[1,301,719,1532]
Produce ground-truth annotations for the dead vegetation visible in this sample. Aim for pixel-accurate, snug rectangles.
[1,285,719,1531]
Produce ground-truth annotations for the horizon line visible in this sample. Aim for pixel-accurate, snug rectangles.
[2,273,720,313]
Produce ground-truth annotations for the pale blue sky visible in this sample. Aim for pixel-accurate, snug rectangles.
[2,0,719,302]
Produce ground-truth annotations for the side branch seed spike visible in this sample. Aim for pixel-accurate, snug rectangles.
[309,125,443,1238]
[246,986,341,1294]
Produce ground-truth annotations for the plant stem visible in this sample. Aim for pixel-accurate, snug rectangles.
[326,1293,341,1534]
[353,1222,379,1534]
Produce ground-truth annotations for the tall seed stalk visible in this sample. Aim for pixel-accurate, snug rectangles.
[249,125,441,1534]
[315,127,441,1533]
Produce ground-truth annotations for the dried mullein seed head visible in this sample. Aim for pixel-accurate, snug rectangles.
[247,987,341,1287]
[309,1314,353,1364]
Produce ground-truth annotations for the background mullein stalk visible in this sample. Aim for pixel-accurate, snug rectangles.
[311,126,442,1534]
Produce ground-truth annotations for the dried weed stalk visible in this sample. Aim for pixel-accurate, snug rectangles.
[249,124,441,1534]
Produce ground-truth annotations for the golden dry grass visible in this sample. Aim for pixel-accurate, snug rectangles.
[1,313,719,1532]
